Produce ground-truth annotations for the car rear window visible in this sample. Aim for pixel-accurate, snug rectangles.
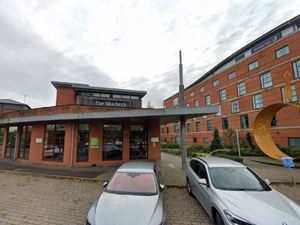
[106,172,157,195]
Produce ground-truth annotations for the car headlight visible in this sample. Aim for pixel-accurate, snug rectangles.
[224,210,255,225]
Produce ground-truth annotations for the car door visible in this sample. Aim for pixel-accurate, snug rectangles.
[194,161,213,214]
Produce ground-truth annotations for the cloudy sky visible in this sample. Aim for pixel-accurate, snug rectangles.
[0,0,299,108]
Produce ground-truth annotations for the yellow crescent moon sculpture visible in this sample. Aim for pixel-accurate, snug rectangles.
[253,71,300,160]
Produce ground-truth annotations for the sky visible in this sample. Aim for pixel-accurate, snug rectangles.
[0,0,299,108]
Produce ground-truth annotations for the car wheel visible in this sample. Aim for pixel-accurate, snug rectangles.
[215,212,225,225]
[186,178,193,196]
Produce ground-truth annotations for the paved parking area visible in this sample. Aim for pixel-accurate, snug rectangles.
[0,172,299,225]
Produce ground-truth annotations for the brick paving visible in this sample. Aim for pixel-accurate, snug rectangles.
[0,171,299,225]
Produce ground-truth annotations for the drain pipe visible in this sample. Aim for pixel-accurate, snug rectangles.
[69,122,75,168]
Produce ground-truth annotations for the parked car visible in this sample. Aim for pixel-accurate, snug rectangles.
[86,162,165,225]
[186,157,300,225]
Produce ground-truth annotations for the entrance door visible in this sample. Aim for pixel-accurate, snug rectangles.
[130,125,148,159]
[5,126,18,159]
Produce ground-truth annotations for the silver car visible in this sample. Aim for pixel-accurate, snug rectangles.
[186,157,300,225]
[86,162,165,225]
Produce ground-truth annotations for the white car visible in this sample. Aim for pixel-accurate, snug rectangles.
[186,157,300,225]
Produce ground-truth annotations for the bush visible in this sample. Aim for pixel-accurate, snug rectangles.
[214,154,244,163]
[187,144,208,157]
[161,148,181,156]
[210,128,222,150]
[281,146,300,157]
[160,141,180,149]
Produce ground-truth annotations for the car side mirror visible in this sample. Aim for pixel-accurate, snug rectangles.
[265,179,271,185]
[159,184,165,191]
[102,182,108,188]
[198,178,207,186]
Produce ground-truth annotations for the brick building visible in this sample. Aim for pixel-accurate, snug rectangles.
[161,15,300,148]
[0,81,216,167]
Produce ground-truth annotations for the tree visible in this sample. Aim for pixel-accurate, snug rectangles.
[222,127,235,149]
[246,132,255,149]
[210,128,222,150]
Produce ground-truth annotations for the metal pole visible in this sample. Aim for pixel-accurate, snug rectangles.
[179,50,187,170]
[236,130,241,158]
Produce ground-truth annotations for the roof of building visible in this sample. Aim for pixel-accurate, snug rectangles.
[164,14,300,102]
[51,81,147,98]
[0,99,31,109]
[117,162,155,173]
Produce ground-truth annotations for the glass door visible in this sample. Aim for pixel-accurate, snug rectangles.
[5,126,18,159]
[130,125,147,160]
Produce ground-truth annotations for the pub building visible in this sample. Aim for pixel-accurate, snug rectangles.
[0,81,217,167]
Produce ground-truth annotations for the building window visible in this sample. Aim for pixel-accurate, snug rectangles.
[195,122,200,132]
[101,93,110,98]
[260,72,273,89]
[103,125,123,161]
[237,82,246,96]
[219,89,227,101]
[76,124,89,162]
[174,124,179,133]
[213,80,219,87]
[228,71,236,80]
[187,123,191,133]
[193,138,197,143]
[288,138,300,147]
[200,87,205,93]
[194,99,200,107]
[275,46,289,58]
[130,96,139,100]
[216,105,222,117]
[18,126,32,160]
[281,85,298,102]
[166,127,169,134]
[203,138,209,144]
[271,116,278,127]
[130,125,147,160]
[207,120,213,131]
[231,100,239,113]
[252,94,263,109]
[205,95,211,106]
[240,115,249,128]
[248,61,258,71]
[43,124,65,162]
[190,92,195,97]
[5,126,18,159]
[173,97,178,107]
[222,118,229,130]
[293,60,300,79]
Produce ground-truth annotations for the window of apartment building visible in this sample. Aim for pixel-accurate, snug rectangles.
[166,127,169,134]
[173,97,178,107]
[216,105,222,117]
[190,92,195,97]
[200,87,205,93]
[103,125,123,160]
[219,89,227,101]
[222,118,229,130]
[174,124,179,133]
[194,99,200,107]
[203,138,209,144]
[231,100,239,113]
[237,82,246,96]
[18,125,32,160]
[275,45,289,58]
[213,80,219,87]
[248,61,258,71]
[228,71,236,80]
[240,115,249,128]
[293,60,300,79]
[281,85,298,103]
[43,124,65,162]
[187,123,191,133]
[252,94,263,109]
[207,120,213,131]
[271,116,278,127]
[193,138,197,143]
[260,72,273,89]
[288,138,300,147]
[195,122,200,132]
[205,95,211,106]
[77,124,89,162]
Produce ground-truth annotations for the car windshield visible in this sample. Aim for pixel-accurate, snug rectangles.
[209,167,270,191]
[106,172,157,195]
